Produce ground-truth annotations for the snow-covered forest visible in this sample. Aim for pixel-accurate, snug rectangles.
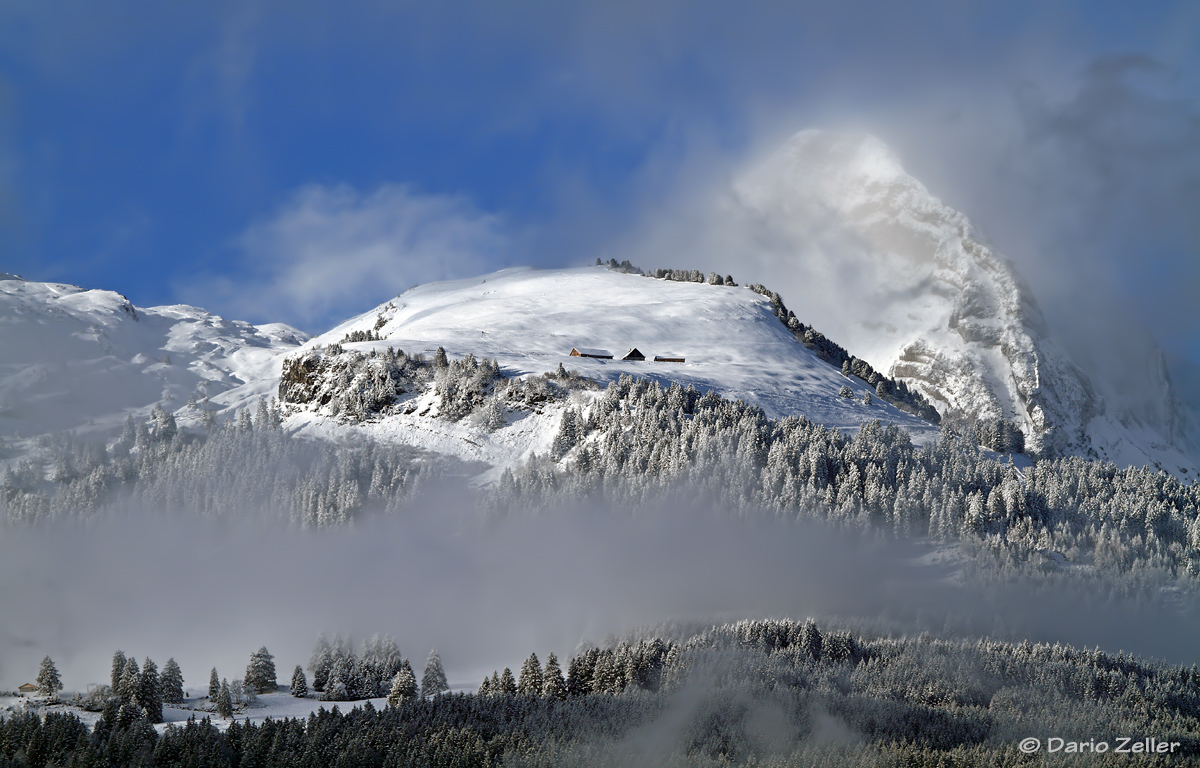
[4,618,1199,767]
[5,351,1200,596]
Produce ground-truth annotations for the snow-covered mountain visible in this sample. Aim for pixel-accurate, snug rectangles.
[723,130,1196,473]
[0,275,308,443]
[283,266,937,472]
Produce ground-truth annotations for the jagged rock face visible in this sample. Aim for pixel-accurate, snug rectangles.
[730,130,1104,457]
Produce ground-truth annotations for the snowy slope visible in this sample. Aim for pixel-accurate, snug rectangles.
[0,276,308,444]
[285,266,937,471]
[726,130,1196,473]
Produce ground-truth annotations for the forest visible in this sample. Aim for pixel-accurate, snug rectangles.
[3,618,1199,766]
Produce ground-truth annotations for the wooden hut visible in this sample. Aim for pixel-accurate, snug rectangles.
[621,348,646,361]
[654,354,685,363]
[17,683,37,697]
[569,347,613,359]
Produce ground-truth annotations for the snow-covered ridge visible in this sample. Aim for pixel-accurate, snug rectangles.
[0,277,308,442]
[730,130,1195,474]
[278,266,938,472]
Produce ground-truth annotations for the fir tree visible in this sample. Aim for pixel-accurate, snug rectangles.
[421,649,449,698]
[36,656,62,698]
[310,636,332,692]
[245,646,277,694]
[216,679,233,719]
[499,667,517,696]
[111,650,127,693]
[518,652,543,696]
[209,668,221,701]
[119,657,141,703]
[291,665,308,698]
[160,658,185,705]
[137,658,163,724]
[542,653,566,699]
[387,661,418,706]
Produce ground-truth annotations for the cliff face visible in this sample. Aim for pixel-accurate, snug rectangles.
[731,130,1185,464]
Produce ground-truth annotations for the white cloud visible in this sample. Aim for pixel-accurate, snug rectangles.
[186,183,507,330]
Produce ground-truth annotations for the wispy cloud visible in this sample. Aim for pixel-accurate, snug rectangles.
[181,183,508,330]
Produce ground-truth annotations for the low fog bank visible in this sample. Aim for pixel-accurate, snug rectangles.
[2,498,1198,694]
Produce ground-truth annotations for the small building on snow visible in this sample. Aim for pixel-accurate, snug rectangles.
[17,683,37,697]
[654,354,685,363]
[621,348,646,361]
[570,347,613,360]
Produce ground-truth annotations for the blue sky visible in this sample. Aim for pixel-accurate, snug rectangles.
[1,1,1198,367]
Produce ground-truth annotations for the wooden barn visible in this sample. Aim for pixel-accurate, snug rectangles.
[654,354,685,363]
[569,347,613,359]
[17,683,37,697]
[621,348,646,361]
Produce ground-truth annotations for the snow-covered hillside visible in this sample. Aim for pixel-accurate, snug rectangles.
[283,266,937,472]
[725,130,1196,474]
[0,275,307,444]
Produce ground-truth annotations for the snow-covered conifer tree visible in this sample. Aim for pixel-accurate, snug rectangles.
[119,657,141,702]
[111,650,127,693]
[387,661,418,706]
[209,668,220,700]
[499,667,517,697]
[216,679,233,719]
[291,665,308,698]
[160,658,184,705]
[245,646,277,693]
[517,652,542,696]
[36,656,62,698]
[542,653,566,699]
[138,658,163,723]
[421,649,449,698]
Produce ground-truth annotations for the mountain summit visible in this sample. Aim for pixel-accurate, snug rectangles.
[727,130,1193,471]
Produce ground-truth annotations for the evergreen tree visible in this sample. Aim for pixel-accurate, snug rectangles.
[310,636,332,692]
[291,665,308,698]
[387,661,418,706]
[137,658,163,724]
[160,658,185,705]
[542,653,566,699]
[421,649,449,698]
[518,652,543,696]
[119,657,141,703]
[478,675,492,696]
[434,346,448,368]
[215,679,233,719]
[245,646,277,694]
[499,668,517,697]
[111,650,126,693]
[36,656,62,698]
[209,668,221,700]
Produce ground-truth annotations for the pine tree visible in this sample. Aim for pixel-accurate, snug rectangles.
[434,346,448,368]
[387,661,418,706]
[310,636,332,692]
[518,652,542,696]
[542,653,566,699]
[216,679,233,719]
[245,646,277,694]
[499,667,517,697]
[291,665,308,698]
[160,658,184,705]
[209,668,221,701]
[478,675,492,696]
[138,658,163,724]
[36,656,62,698]
[111,650,127,693]
[421,649,449,698]
[119,657,141,703]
